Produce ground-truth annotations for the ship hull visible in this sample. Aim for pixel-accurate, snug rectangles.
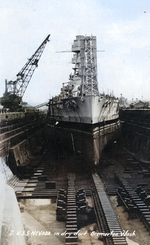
[49,95,119,124]
[47,107,120,167]
[47,120,120,167]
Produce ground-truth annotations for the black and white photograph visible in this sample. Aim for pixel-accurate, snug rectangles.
[0,1,150,244]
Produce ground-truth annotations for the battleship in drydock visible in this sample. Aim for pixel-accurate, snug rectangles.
[48,35,120,166]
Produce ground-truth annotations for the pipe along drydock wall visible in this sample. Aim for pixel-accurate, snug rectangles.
[0,112,47,178]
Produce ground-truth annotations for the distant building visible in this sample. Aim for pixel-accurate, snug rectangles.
[130,100,149,109]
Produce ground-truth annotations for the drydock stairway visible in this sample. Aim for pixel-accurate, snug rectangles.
[92,173,127,245]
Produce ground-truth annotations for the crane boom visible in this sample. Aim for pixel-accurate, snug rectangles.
[1,34,50,111]
[5,34,50,98]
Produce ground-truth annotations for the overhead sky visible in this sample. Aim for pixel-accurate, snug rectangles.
[0,0,150,105]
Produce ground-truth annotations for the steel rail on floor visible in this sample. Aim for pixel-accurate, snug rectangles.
[92,173,127,245]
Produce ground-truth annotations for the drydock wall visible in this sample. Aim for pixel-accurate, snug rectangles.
[0,112,47,176]
[120,109,150,162]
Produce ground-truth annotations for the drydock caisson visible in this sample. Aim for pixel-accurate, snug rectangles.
[48,35,120,166]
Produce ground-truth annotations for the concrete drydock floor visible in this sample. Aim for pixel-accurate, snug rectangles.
[1,120,150,245]
[15,146,150,245]
[19,198,144,245]
[20,198,102,245]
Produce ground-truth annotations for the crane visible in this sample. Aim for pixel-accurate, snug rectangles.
[1,34,50,111]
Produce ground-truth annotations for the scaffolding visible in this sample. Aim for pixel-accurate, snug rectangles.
[72,35,99,96]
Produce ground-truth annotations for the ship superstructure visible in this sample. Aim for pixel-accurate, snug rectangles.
[48,35,120,166]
